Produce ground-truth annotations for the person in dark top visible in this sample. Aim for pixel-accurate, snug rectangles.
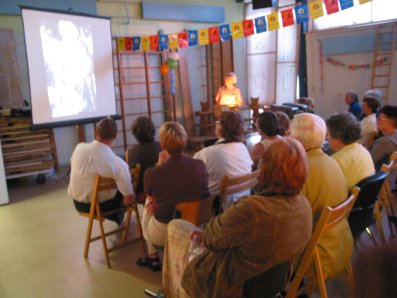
[345,91,362,120]
[136,121,209,271]
[370,105,397,170]
[125,116,161,203]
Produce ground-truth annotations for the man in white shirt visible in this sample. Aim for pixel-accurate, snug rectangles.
[360,96,379,148]
[68,117,134,224]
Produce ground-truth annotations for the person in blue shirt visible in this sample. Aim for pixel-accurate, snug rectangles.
[345,91,363,120]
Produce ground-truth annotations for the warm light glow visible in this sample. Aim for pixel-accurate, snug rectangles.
[220,95,240,107]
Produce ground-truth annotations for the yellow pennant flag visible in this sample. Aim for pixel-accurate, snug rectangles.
[168,34,178,50]
[231,22,244,39]
[141,36,150,51]
[198,28,209,45]
[308,0,324,20]
[359,0,372,4]
[117,37,125,51]
[266,12,280,31]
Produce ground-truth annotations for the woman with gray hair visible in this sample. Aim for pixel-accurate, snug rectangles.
[290,113,353,282]
[326,112,375,190]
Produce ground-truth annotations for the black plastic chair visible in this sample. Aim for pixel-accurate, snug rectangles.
[348,171,388,244]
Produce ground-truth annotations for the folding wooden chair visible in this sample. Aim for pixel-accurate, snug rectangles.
[286,187,360,298]
[218,170,260,212]
[79,173,145,268]
[173,195,216,227]
[377,151,397,238]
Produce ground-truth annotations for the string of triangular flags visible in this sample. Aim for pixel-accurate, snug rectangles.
[326,56,390,70]
[116,0,373,52]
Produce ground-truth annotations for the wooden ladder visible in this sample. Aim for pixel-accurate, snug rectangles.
[371,23,396,104]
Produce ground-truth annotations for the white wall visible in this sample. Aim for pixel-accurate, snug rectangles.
[306,23,397,120]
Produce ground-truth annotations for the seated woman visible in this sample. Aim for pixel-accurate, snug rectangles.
[194,111,253,210]
[162,137,312,297]
[326,112,375,190]
[125,116,161,203]
[275,111,290,136]
[251,111,282,167]
[291,113,353,280]
[137,122,209,271]
[215,72,243,107]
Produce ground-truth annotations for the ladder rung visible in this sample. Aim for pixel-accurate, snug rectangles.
[378,42,393,45]
[374,74,389,77]
[372,85,388,88]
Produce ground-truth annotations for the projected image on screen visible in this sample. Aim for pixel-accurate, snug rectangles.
[22,7,116,129]
[40,20,96,118]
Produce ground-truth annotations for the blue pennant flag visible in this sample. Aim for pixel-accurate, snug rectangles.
[254,16,267,34]
[159,35,169,51]
[339,0,354,10]
[219,24,231,41]
[295,4,309,24]
[188,30,198,47]
[132,36,141,51]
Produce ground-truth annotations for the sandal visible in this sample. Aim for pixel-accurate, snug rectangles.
[136,257,162,272]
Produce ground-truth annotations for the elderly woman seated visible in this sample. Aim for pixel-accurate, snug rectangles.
[326,112,375,191]
[251,111,282,167]
[194,111,253,210]
[136,122,209,271]
[125,116,161,203]
[291,113,353,283]
[162,137,312,297]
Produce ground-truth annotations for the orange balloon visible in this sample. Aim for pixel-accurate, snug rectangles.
[160,62,169,75]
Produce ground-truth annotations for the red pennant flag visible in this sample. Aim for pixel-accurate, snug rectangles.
[125,37,132,50]
[149,35,159,51]
[242,19,255,36]
[324,0,340,15]
[208,26,220,43]
[178,32,188,48]
[281,8,295,27]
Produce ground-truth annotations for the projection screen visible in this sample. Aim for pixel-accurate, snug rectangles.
[21,7,117,129]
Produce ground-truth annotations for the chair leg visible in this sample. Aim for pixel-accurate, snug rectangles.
[84,215,95,258]
[98,218,111,269]
[374,202,386,244]
[134,204,146,256]
[313,248,328,298]
[121,207,133,243]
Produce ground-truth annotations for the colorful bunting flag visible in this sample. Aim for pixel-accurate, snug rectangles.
[198,28,209,45]
[308,0,324,20]
[295,4,309,24]
[242,19,255,37]
[231,22,244,39]
[219,24,232,41]
[267,12,280,31]
[188,30,198,46]
[281,8,295,27]
[149,35,159,51]
[254,16,267,33]
[125,37,132,50]
[159,35,168,51]
[208,26,220,43]
[141,36,150,51]
[178,32,188,48]
[132,37,141,51]
[169,34,178,50]
[339,0,354,10]
[359,0,372,4]
[324,0,340,15]
[117,37,125,51]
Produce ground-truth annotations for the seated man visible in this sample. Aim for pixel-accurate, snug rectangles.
[370,105,397,170]
[68,117,134,225]
[360,96,379,148]
[345,90,362,120]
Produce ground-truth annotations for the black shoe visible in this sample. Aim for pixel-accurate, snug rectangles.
[136,257,161,272]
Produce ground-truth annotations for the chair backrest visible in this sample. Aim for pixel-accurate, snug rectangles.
[219,170,260,198]
[286,188,360,298]
[353,170,388,210]
[173,195,216,226]
[129,163,141,192]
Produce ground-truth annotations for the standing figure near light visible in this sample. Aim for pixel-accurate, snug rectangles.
[215,72,243,107]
